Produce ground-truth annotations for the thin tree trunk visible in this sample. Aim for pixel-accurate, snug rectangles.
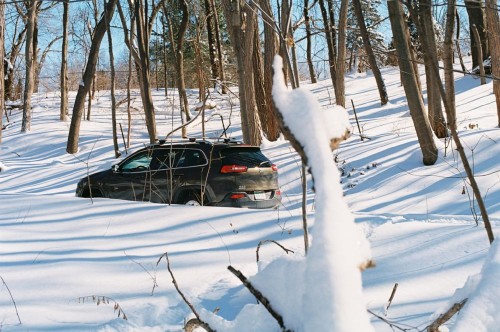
[304,0,317,83]
[211,0,226,94]
[443,0,456,130]
[415,0,447,138]
[66,0,117,154]
[455,10,467,72]
[222,0,261,145]
[333,0,348,107]
[5,23,26,101]
[60,0,69,122]
[134,0,157,143]
[260,0,280,141]
[105,0,119,158]
[352,0,388,105]
[175,0,191,138]
[0,0,4,143]
[388,0,438,165]
[205,0,220,85]
[464,0,488,68]
[472,24,486,84]
[484,0,500,127]
[318,0,337,88]
[21,0,38,133]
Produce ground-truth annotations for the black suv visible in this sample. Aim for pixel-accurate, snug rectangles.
[76,139,281,208]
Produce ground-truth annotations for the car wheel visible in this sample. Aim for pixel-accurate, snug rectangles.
[182,191,205,206]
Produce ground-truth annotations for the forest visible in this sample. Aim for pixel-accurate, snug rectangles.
[1,0,500,331]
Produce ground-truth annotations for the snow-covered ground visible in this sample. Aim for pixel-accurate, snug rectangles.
[1,58,499,331]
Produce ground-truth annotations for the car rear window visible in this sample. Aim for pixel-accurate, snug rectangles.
[220,147,271,167]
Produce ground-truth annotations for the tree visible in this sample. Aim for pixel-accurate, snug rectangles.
[0,0,4,143]
[443,0,456,129]
[484,0,500,127]
[60,0,69,122]
[318,0,349,107]
[167,0,191,138]
[304,0,317,83]
[66,0,118,154]
[258,0,281,141]
[409,0,447,138]
[387,0,438,165]
[352,0,388,105]
[117,0,162,144]
[204,0,226,92]
[105,0,119,158]
[222,0,261,145]
[4,17,26,101]
[464,0,488,68]
[21,0,38,133]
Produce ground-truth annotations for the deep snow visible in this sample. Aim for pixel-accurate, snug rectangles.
[1,57,499,331]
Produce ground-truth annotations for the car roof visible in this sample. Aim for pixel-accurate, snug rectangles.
[148,138,258,151]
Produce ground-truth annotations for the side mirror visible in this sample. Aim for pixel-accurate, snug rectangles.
[112,164,120,173]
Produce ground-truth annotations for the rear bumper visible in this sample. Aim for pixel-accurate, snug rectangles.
[212,191,281,209]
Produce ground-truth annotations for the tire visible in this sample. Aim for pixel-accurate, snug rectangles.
[181,191,205,206]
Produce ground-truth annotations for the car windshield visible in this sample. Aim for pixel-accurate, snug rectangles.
[220,147,270,167]
[120,151,152,172]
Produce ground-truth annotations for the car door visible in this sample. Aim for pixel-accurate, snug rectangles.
[106,149,152,201]
[148,147,207,204]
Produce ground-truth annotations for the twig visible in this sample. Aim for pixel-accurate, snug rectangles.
[157,252,215,332]
[123,251,158,295]
[427,299,468,332]
[351,99,365,142]
[256,240,294,263]
[367,309,413,331]
[227,265,292,332]
[384,283,398,316]
[77,295,127,320]
[0,276,21,325]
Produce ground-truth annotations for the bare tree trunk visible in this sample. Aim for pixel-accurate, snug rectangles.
[204,0,220,85]
[484,0,500,127]
[222,0,261,145]
[0,0,4,143]
[60,0,69,122]
[105,0,119,158]
[388,0,438,165]
[176,0,191,137]
[472,24,486,84]
[333,0,348,107]
[455,10,467,72]
[318,0,337,86]
[413,0,447,138]
[352,0,388,105]
[304,0,317,83]
[443,0,456,130]
[259,0,281,141]
[22,0,38,133]
[465,0,488,68]
[66,0,117,154]
[5,21,26,101]
[134,0,157,143]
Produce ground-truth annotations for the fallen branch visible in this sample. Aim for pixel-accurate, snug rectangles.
[256,240,294,263]
[227,265,292,332]
[0,276,21,325]
[158,252,215,332]
[427,299,467,332]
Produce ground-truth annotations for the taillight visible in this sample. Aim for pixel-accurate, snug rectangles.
[272,164,278,171]
[230,193,246,199]
[220,165,248,173]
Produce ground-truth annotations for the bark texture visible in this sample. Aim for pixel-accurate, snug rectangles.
[388,0,438,165]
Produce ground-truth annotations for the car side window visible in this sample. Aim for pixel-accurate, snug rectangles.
[151,148,206,170]
[120,151,152,172]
